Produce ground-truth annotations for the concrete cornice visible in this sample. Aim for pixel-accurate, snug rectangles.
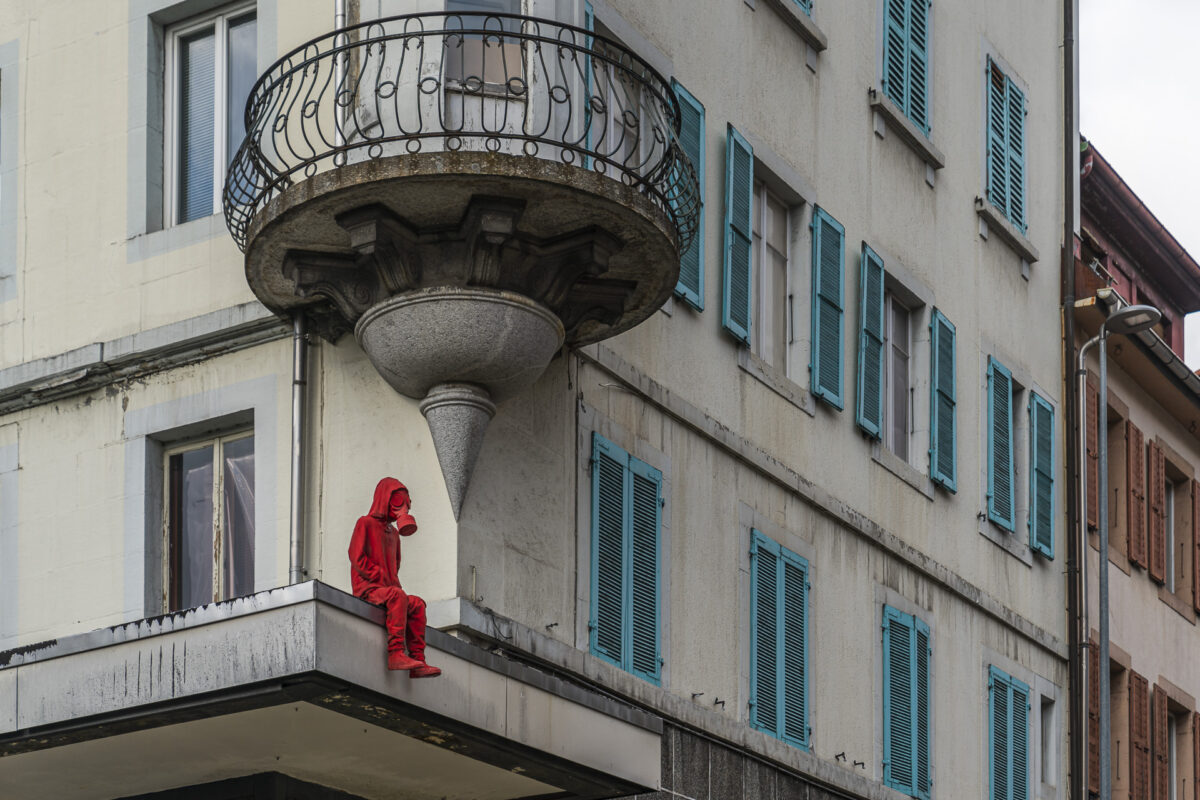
[0,302,289,415]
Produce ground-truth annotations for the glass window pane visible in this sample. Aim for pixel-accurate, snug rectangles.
[891,350,909,461]
[226,13,257,165]
[221,436,256,600]
[174,447,214,609]
[179,29,216,223]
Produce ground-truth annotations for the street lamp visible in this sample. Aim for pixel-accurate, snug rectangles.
[1078,302,1160,800]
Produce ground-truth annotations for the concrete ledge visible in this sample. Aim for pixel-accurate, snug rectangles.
[0,302,288,414]
[759,0,828,52]
[0,582,661,800]
[868,88,945,171]
[976,197,1040,264]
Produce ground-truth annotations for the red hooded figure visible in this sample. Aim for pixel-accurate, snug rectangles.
[349,477,441,677]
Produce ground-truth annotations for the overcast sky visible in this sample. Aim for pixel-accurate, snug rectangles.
[1080,0,1200,367]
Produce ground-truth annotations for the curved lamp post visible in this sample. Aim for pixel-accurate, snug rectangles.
[1078,302,1160,799]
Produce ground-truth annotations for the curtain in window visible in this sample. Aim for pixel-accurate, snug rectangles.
[222,436,256,599]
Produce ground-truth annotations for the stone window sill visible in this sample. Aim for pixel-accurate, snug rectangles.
[1158,583,1197,624]
[976,197,1040,266]
[759,0,828,54]
[978,517,1034,567]
[737,348,815,418]
[870,443,934,501]
[868,88,945,173]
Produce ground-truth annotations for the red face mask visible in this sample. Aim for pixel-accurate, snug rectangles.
[390,490,417,536]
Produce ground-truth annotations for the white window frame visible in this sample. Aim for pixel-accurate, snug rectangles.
[884,292,913,462]
[161,428,254,612]
[752,180,791,376]
[163,1,256,228]
[1165,481,1176,593]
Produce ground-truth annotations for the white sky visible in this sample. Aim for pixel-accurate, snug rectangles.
[1080,0,1200,368]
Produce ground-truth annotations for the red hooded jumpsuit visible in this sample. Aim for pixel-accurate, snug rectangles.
[348,477,429,664]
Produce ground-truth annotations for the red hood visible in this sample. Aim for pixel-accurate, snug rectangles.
[368,477,406,519]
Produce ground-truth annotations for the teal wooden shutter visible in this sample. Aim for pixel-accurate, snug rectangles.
[781,548,809,748]
[883,0,908,112]
[794,0,813,14]
[1006,79,1027,233]
[723,126,753,343]
[857,244,886,437]
[629,457,662,684]
[914,617,932,800]
[590,432,626,667]
[1011,678,1029,800]
[989,668,1009,800]
[906,0,930,135]
[672,81,705,310]
[987,357,1016,532]
[810,206,845,409]
[750,531,780,735]
[989,667,1030,800]
[986,60,1008,219]
[883,606,915,795]
[1029,393,1055,558]
[929,309,957,491]
[750,532,809,750]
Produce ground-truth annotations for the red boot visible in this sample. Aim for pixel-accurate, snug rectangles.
[387,651,423,671]
[410,663,442,679]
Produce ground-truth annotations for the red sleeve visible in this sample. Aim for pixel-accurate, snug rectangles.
[348,517,389,588]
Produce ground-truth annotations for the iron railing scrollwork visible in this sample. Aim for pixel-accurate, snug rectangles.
[222,12,700,254]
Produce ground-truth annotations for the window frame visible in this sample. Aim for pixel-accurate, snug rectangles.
[752,180,792,375]
[885,292,913,461]
[161,428,255,613]
[162,0,257,228]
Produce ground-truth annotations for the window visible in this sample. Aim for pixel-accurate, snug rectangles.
[672,80,705,310]
[858,247,927,465]
[985,58,1027,233]
[810,206,845,408]
[754,181,790,374]
[886,295,913,461]
[445,0,521,85]
[164,431,255,611]
[749,531,809,749]
[882,0,931,135]
[929,309,956,492]
[793,0,813,15]
[988,666,1030,800]
[882,605,932,800]
[165,3,257,225]
[590,432,662,684]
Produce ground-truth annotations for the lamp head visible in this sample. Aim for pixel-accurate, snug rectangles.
[1104,304,1161,337]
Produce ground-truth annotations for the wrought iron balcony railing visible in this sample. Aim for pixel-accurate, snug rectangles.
[222,11,700,254]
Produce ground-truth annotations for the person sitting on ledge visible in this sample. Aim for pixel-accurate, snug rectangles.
[349,477,441,677]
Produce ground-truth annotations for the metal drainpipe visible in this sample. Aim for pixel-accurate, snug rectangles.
[334,0,347,149]
[1062,0,1084,798]
[289,312,309,584]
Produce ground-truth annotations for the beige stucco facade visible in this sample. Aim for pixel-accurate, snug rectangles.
[0,1,1072,799]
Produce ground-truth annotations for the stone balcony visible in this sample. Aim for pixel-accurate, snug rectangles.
[223,11,699,515]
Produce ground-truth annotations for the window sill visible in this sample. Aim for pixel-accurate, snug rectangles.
[737,348,815,418]
[868,87,945,172]
[978,517,1034,567]
[1158,584,1197,624]
[870,443,934,501]
[759,0,827,54]
[976,198,1040,266]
